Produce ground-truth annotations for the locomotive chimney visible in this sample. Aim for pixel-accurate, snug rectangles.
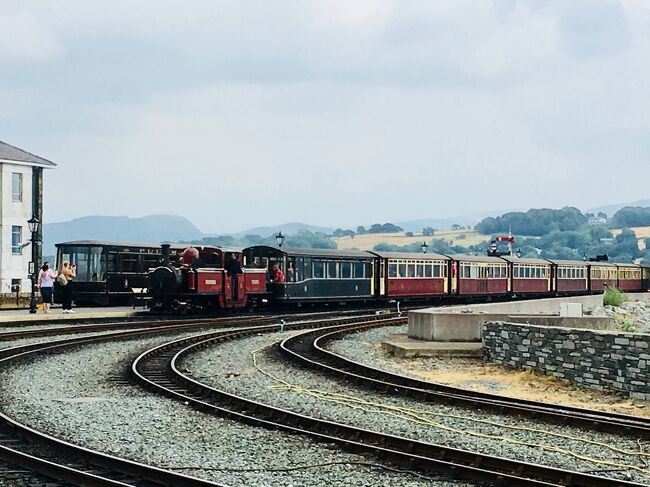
[161,244,171,265]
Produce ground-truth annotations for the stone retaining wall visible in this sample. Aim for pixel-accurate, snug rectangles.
[483,321,650,400]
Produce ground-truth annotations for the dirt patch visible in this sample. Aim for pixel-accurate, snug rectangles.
[388,356,650,418]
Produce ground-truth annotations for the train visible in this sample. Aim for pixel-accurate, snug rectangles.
[53,239,649,310]
[145,243,650,312]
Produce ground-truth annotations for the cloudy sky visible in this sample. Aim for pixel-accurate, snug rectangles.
[2,0,649,233]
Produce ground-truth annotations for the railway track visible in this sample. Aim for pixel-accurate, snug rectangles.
[279,320,650,439]
[132,315,647,486]
[0,310,369,486]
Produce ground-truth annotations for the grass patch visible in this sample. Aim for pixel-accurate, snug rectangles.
[604,287,627,307]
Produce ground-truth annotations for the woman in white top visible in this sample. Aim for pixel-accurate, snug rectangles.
[38,262,56,313]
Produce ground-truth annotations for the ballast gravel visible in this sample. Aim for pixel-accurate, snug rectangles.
[0,330,460,487]
[183,330,649,484]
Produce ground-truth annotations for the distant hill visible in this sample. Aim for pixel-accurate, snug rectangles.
[587,199,650,218]
[395,209,522,232]
[43,215,203,256]
[225,222,335,238]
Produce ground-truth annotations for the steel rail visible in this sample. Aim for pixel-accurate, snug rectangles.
[131,317,646,486]
[0,311,366,486]
[280,321,650,438]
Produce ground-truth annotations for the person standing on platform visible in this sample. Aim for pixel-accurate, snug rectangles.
[58,262,76,313]
[38,262,56,313]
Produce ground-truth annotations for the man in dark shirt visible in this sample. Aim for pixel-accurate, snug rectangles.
[225,254,243,300]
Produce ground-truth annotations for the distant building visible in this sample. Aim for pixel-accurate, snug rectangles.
[0,141,57,293]
[587,216,607,225]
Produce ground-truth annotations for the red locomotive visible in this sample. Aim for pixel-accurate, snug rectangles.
[148,244,266,312]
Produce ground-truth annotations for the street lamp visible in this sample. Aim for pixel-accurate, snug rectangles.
[515,248,522,258]
[421,241,428,254]
[275,231,285,248]
[582,252,587,262]
[27,216,40,314]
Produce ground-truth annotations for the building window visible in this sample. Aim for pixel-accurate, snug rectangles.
[12,226,22,254]
[12,173,23,202]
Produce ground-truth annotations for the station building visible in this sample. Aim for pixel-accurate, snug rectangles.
[0,141,56,294]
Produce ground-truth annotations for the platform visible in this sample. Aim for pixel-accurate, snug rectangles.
[381,334,484,358]
[0,306,147,325]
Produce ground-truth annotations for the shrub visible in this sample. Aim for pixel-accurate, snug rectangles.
[604,287,627,307]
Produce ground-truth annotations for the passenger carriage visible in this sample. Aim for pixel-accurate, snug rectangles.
[451,255,509,296]
[243,246,375,304]
[369,251,450,300]
[55,240,186,306]
[615,263,644,292]
[502,257,552,295]
[549,260,588,295]
[589,262,618,292]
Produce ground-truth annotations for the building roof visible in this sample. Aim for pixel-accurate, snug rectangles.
[0,141,57,168]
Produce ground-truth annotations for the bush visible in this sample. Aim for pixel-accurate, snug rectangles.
[603,287,627,307]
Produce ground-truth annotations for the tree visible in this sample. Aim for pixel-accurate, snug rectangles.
[405,231,414,237]
[597,212,607,219]
[356,226,367,235]
[422,227,436,236]
[451,224,462,230]
[612,207,650,227]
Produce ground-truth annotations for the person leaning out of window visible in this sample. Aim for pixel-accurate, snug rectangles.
[38,262,56,313]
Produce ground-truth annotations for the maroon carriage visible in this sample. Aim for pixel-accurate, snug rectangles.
[503,257,552,295]
[615,263,644,292]
[549,260,588,294]
[452,255,509,296]
[589,262,618,293]
[370,251,450,299]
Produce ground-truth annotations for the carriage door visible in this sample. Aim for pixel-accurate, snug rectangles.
[478,265,488,293]
[378,259,386,296]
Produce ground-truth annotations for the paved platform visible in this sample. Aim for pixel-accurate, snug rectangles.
[0,306,147,324]
[381,334,483,358]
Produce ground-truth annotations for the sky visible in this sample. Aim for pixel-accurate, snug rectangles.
[1,0,649,233]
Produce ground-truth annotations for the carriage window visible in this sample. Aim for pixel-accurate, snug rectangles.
[364,262,372,279]
[313,260,324,278]
[341,262,352,279]
[514,267,519,278]
[354,262,365,278]
[388,263,398,278]
[89,247,105,281]
[425,265,433,278]
[327,261,337,279]
[407,264,415,277]
[416,264,424,277]
[398,264,406,278]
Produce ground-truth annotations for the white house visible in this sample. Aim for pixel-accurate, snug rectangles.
[0,141,56,294]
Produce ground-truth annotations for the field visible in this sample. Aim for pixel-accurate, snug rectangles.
[334,230,489,251]
[611,226,650,250]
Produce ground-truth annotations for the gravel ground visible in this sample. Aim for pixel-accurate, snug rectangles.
[0,330,461,487]
[590,301,650,333]
[183,331,650,484]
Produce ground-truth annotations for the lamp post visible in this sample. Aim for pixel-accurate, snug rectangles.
[516,248,522,258]
[421,241,428,254]
[27,216,40,314]
[582,252,587,262]
[275,231,285,248]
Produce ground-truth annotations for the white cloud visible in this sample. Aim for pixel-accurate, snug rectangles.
[0,11,63,62]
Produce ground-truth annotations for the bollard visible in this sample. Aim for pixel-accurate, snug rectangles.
[279,319,286,333]
[396,301,401,316]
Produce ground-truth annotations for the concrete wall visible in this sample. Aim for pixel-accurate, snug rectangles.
[408,293,650,341]
[484,321,650,400]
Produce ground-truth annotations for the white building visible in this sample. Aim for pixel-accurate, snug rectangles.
[0,141,56,293]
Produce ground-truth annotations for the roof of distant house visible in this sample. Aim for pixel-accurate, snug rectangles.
[0,141,57,167]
